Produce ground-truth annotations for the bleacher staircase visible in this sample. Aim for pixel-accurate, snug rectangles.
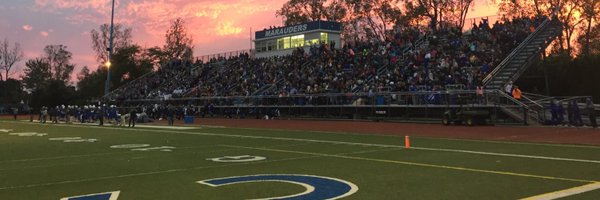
[481,13,562,125]
[483,16,562,90]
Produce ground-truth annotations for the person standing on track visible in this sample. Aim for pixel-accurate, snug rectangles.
[12,107,18,120]
[40,106,48,123]
[572,100,583,126]
[98,105,105,126]
[586,98,597,128]
[51,106,59,123]
[167,104,175,126]
[129,107,138,128]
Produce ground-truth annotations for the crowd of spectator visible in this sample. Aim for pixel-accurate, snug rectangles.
[107,16,546,103]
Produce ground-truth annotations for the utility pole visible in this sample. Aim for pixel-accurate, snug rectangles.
[104,0,115,96]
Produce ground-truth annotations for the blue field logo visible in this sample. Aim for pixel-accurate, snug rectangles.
[198,174,358,199]
[61,191,120,200]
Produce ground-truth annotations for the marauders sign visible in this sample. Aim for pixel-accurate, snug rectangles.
[264,24,309,38]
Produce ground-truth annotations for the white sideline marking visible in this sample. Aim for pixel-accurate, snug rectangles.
[135,124,198,130]
[201,125,226,128]
[520,182,600,200]
[4,121,600,165]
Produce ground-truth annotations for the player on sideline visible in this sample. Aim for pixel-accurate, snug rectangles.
[167,104,175,126]
[128,107,138,128]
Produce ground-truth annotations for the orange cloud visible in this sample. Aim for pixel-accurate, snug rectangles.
[216,22,243,36]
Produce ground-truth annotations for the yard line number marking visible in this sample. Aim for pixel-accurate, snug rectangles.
[61,191,120,200]
[207,155,267,162]
[198,174,358,200]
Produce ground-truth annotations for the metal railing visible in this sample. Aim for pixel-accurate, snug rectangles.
[115,90,513,107]
[102,68,157,99]
[195,49,254,63]
[110,90,535,124]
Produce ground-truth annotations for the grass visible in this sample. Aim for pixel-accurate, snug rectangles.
[0,120,599,199]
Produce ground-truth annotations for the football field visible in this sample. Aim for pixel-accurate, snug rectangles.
[1,120,600,199]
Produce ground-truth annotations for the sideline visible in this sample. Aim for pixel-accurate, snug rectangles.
[2,121,600,165]
[9,120,600,150]
[19,120,199,130]
[224,126,600,150]
[520,182,600,200]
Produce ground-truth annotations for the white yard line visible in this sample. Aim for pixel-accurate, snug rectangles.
[411,147,600,164]
[520,182,600,200]
[3,121,600,165]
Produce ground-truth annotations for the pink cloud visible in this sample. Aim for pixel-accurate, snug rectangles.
[35,0,114,12]
[40,31,49,37]
[23,24,33,31]
[28,0,289,67]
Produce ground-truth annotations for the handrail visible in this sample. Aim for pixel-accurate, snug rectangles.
[521,95,544,110]
[495,89,530,108]
[522,92,550,100]
[495,89,543,123]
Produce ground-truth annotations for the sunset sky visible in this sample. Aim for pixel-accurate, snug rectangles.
[0,0,498,80]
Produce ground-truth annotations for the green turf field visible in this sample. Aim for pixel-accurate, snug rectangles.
[1,120,599,199]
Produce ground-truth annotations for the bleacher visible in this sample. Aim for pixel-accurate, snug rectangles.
[106,15,557,107]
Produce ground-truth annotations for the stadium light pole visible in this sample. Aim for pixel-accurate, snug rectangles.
[104,0,115,96]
